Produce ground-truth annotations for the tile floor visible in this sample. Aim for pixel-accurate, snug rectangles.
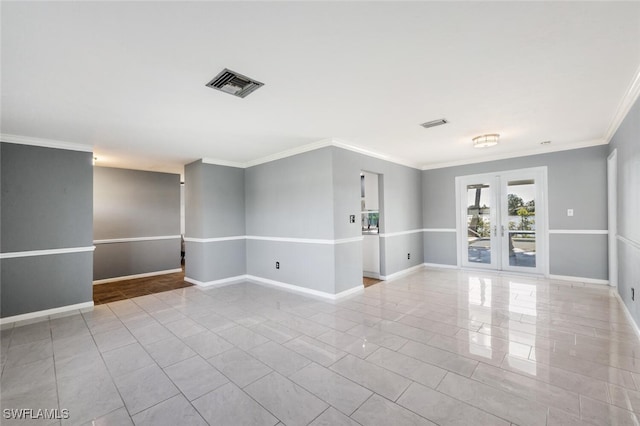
[1,267,639,426]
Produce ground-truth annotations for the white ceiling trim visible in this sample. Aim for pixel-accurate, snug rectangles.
[245,138,334,168]
[201,157,246,169]
[0,133,93,153]
[331,138,421,169]
[420,138,608,171]
[604,63,640,143]
[204,138,422,170]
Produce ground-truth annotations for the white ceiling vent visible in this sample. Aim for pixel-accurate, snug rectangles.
[420,118,448,129]
[206,68,264,98]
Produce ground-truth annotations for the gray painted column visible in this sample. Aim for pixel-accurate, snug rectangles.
[245,148,337,294]
[184,160,246,285]
[1,142,93,318]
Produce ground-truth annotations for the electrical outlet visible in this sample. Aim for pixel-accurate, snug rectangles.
[276,261,280,270]
[407,253,410,260]
[349,215,355,223]
[567,209,574,217]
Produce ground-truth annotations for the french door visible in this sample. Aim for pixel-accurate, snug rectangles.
[456,167,547,275]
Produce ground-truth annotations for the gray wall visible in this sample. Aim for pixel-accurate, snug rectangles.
[1,142,93,318]
[184,160,246,283]
[245,148,336,292]
[422,145,609,280]
[243,146,425,294]
[245,148,334,239]
[93,167,181,281]
[186,160,246,239]
[332,147,424,279]
[610,97,640,326]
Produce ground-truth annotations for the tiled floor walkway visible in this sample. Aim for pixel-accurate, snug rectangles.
[1,267,639,425]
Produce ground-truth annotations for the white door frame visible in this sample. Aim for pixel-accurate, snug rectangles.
[455,166,549,276]
[607,149,618,288]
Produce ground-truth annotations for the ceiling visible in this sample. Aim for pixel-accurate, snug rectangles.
[2,1,640,175]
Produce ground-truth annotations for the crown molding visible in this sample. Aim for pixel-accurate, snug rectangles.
[420,138,607,171]
[202,138,422,170]
[201,157,246,168]
[202,139,334,169]
[0,133,93,153]
[245,138,335,167]
[330,138,422,169]
[604,63,640,143]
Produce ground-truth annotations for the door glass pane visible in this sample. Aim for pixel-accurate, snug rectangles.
[466,183,491,264]
[507,179,536,267]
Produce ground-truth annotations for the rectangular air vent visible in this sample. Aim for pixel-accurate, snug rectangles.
[420,118,448,129]
[206,68,264,98]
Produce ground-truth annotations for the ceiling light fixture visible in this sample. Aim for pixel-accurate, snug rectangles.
[472,134,499,148]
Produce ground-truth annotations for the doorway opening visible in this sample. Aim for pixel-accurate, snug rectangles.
[607,149,618,287]
[361,171,382,287]
[456,167,548,275]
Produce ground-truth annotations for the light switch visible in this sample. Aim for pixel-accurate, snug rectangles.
[567,209,574,217]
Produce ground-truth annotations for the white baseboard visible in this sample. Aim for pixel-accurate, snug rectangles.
[246,275,363,300]
[548,274,609,286]
[187,273,364,300]
[379,264,426,281]
[363,271,381,279]
[422,262,459,270]
[613,290,640,341]
[185,275,247,288]
[93,268,183,285]
[0,301,94,326]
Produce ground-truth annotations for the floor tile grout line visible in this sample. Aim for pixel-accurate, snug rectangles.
[305,406,333,426]
[96,313,217,423]
[347,391,377,422]
[238,371,299,425]
[286,361,375,418]
[48,321,64,422]
[80,306,134,423]
[435,370,544,426]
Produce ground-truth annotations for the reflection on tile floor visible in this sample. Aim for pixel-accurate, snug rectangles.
[1,267,639,425]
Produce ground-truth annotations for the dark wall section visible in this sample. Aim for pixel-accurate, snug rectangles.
[93,167,181,281]
[1,143,93,252]
[1,142,93,318]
